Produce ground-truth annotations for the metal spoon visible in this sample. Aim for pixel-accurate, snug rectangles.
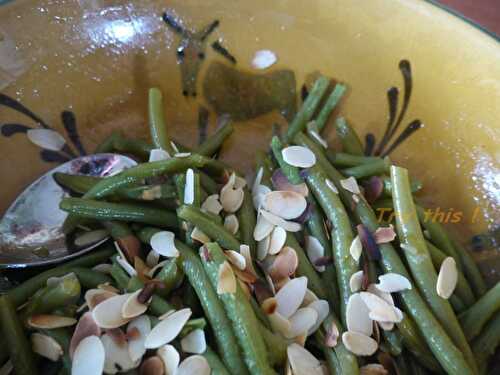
[0,154,137,268]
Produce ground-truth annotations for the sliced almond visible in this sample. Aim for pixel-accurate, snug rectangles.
[360,292,401,323]
[225,250,246,270]
[307,120,328,148]
[146,250,161,268]
[234,175,247,189]
[294,331,308,347]
[268,226,287,255]
[287,343,323,375]
[264,191,307,220]
[275,276,308,318]
[157,344,180,375]
[240,244,258,276]
[145,308,192,349]
[127,315,151,362]
[191,227,211,244]
[261,297,278,315]
[70,312,101,358]
[31,333,63,361]
[201,194,223,215]
[307,299,330,335]
[325,179,339,194]
[220,184,244,213]
[174,152,191,158]
[115,255,137,277]
[184,169,195,205]
[28,314,76,329]
[150,231,179,258]
[27,128,66,151]
[233,267,258,284]
[260,209,301,232]
[306,236,325,272]
[282,146,317,168]
[376,273,412,293]
[147,260,169,278]
[269,246,299,281]
[253,184,272,210]
[378,321,394,331]
[122,289,150,319]
[224,214,239,235]
[342,332,378,356]
[181,329,207,354]
[346,293,373,336]
[373,225,396,244]
[302,289,319,306]
[349,235,362,262]
[360,364,388,375]
[340,177,361,195]
[75,229,108,248]
[350,270,364,292]
[72,335,105,375]
[324,320,340,347]
[92,293,131,329]
[252,49,277,69]
[253,167,264,194]
[254,213,275,241]
[437,257,458,299]
[271,169,309,196]
[98,283,120,293]
[176,355,210,375]
[140,356,165,375]
[101,333,137,374]
[257,235,271,261]
[92,263,113,274]
[158,310,176,321]
[149,148,170,162]
[269,311,292,337]
[287,307,318,338]
[367,284,395,306]
[217,261,237,294]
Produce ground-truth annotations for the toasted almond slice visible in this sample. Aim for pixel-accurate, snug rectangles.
[264,191,307,220]
[28,314,76,329]
[69,312,101,358]
[98,283,120,293]
[261,209,302,232]
[122,289,150,319]
[268,226,287,255]
[350,270,364,292]
[360,292,400,323]
[349,235,362,262]
[127,315,151,362]
[149,148,170,162]
[27,128,66,151]
[191,227,211,244]
[360,363,389,375]
[373,225,396,244]
[234,175,247,189]
[92,293,131,329]
[437,257,458,299]
[146,260,169,278]
[201,194,223,216]
[294,331,308,347]
[252,49,277,69]
[306,236,325,272]
[287,343,323,375]
[158,344,180,375]
[31,332,63,361]
[176,355,210,375]
[240,244,258,276]
[220,182,244,213]
[346,293,373,336]
[340,177,361,194]
[253,184,272,210]
[257,235,271,260]
[302,289,319,306]
[181,329,207,354]
[325,179,339,194]
[378,321,394,331]
[217,261,237,294]
[174,152,191,158]
[269,246,299,281]
[376,273,412,293]
[72,335,105,375]
[75,229,108,248]
[261,297,278,315]
[150,231,179,258]
[184,169,195,205]
[269,311,292,337]
[253,167,264,194]
[170,141,179,153]
[134,256,151,280]
[145,308,192,349]
[140,356,165,375]
[324,320,340,347]
[233,267,258,284]
[146,250,160,268]
[92,263,113,274]
[287,307,318,338]
[282,146,317,168]
[238,278,252,299]
[224,214,239,235]
[84,289,117,310]
[225,250,246,270]
[307,121,328,148]
[254,213,275,241]
[101,333,137,374]
[275,276,308,318]
[307,299,330,335]
[342,331,378,356]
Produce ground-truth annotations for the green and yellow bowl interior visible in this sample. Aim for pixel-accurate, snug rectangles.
[0,0,498,280]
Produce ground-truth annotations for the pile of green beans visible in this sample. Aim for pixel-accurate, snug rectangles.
[2,83,498,375]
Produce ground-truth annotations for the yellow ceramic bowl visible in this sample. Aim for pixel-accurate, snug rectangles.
[0,0,498,277]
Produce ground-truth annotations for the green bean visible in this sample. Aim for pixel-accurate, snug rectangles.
[126,276,174,316]
[315,83,347,132]
[112,136,154,160]
[472,311,500,374]
[0,333,8,366]
[53,173,100,194]
[176,241,248,375]
[136,226,162,244]
[149,87,175,155]
[102,221,142,262]
[154,259,184,297]
[321,341,341,375]
[202,347,231,375]
[382,329,403,356]
[460,282,500,340]
[255,150,274,187]
[177,205,240,250]
[335,117,364,155]
[0,295,37,375]
[110,262,130,291]
[60,198,178,229]
[41,328,71,375]
[94,131,120,154]
[303,164,357,326]
[237,187,257,257]
[286,75,330,141]
[257,323,287,367]
[341,157,390,179]
[196,120,234,157]
[382,176,422,196]
[199,170,219,195]
[322,314,360,374]
[390,165,477,373]
[71,267,112,289]
[250,296,271,329]
[7,246,114,307]
[293,132,474,375]
[326,151,382,168]
[201,242,276,375]
[425,240,475,307]
[270,136,302,184]
[450,294,466,313]
[180,318,207,337]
